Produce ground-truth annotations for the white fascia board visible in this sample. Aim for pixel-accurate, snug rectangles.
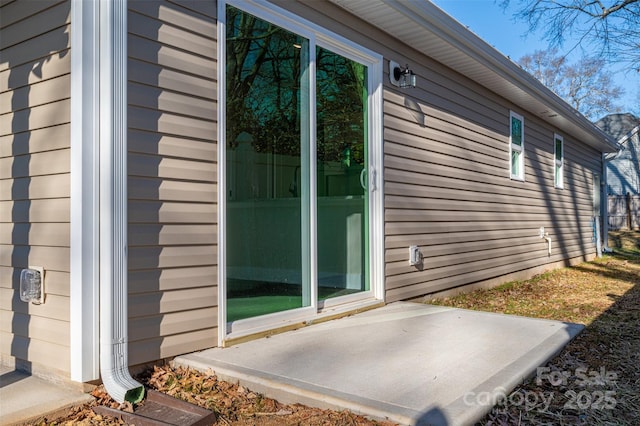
[70,0,100,382]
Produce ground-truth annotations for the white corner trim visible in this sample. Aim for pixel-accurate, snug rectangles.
[70,0,100,383]
[217,0,228,346]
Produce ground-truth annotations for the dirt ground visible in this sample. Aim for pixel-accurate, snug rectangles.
[433,230,640,425]
[45,231,640,425]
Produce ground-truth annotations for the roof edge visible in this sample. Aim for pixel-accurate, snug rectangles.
[328,0,619,152]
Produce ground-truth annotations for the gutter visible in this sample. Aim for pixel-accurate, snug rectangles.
[98,0,144,404]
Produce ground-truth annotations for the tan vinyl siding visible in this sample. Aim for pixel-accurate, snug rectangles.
[383,89,599,301]
[275,0,601,302]
[0,0,71,375]
[127,0,218,366]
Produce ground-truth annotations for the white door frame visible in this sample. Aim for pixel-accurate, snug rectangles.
[217,0,384,344]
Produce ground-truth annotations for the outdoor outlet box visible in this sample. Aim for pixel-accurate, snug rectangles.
[539,227,545,238]
[20,266,45,304]
[409,245,421,266]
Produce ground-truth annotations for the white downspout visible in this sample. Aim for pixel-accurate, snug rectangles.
[602,151,619,253]
[99,0,144,404]
[538,227,551,256]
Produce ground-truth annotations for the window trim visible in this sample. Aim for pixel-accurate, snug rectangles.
[554,133,564,189]
[509,111,525,181]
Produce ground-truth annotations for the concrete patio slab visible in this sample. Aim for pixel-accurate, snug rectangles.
[174,302,583,426]
[0,365,93,426]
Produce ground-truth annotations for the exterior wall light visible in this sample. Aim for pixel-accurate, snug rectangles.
[390,60,416,88]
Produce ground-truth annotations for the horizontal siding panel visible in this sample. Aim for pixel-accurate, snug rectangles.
[129,10,214,59]
[387,81,505,138]
[385,244,590,294]
[384,110,505,161]
[0,74,70,115]
[129,153,216,182]
[0,99,70,135]
[128,129,216,161]
[129,200,216,223]
[128,106,215,141]
[129,224,217,246]
[0,124,70,158]
[0,149,69,179]
[385,220,593,236]
[384,125,504,168]
[0,24,70,72]
[129,177,215,202]
[167,0,217,19]
[129,0,217,37]
[0,48,70,93]
[0,330,69,374]
[0,311,69,345]
[0,222,69,246]
[0,173,70,200]
[385,142,504,179]
[129,58,216,100]
[384,169,593,205]
[129,266,217,293]
[1,245,69,272]
[385,187,592,212]
[0,1,70,50]
[384,89,506,139]
[128,327,216,366]
[126,0,219,361]
[385,253,594,303]
[129,307,216,341]
[385,239,595,289]
[386,224,592,248]
[1,199,69,223]
[385,240,590,276]
[0,289,69,322]
[129,80,216,121]
[128,245,216,270]
[129,287,217,317]
[384,208,587,223]
[0,267,69,296]
[387,236,542,261]
[0,0,65,29]
[128,35,216,80]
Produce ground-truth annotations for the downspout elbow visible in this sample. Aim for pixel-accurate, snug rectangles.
[543,234,552,256]
[101,342,145,404]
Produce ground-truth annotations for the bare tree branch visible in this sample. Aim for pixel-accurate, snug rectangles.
[502,0,640,70]
[518,49,625,119]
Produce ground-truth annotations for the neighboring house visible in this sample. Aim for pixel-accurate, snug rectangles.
[1,0,617,399]
[597,113,640,196]
[596,113,640,229]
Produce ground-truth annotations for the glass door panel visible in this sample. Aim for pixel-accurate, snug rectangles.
[225,6,311,322]
[316,47,369,300]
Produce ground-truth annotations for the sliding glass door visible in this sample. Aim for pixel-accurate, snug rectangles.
[223,3,377,326]
[316,47,369,301]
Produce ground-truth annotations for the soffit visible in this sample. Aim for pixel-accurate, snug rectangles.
[329,0,618,152]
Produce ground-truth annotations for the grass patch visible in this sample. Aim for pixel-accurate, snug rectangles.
[431,231,640,425]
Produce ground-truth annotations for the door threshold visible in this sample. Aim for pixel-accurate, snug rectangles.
[222,298,384,347]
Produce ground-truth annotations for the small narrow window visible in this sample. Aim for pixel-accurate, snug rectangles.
[554,134,564,189]
[509,111,525,180]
